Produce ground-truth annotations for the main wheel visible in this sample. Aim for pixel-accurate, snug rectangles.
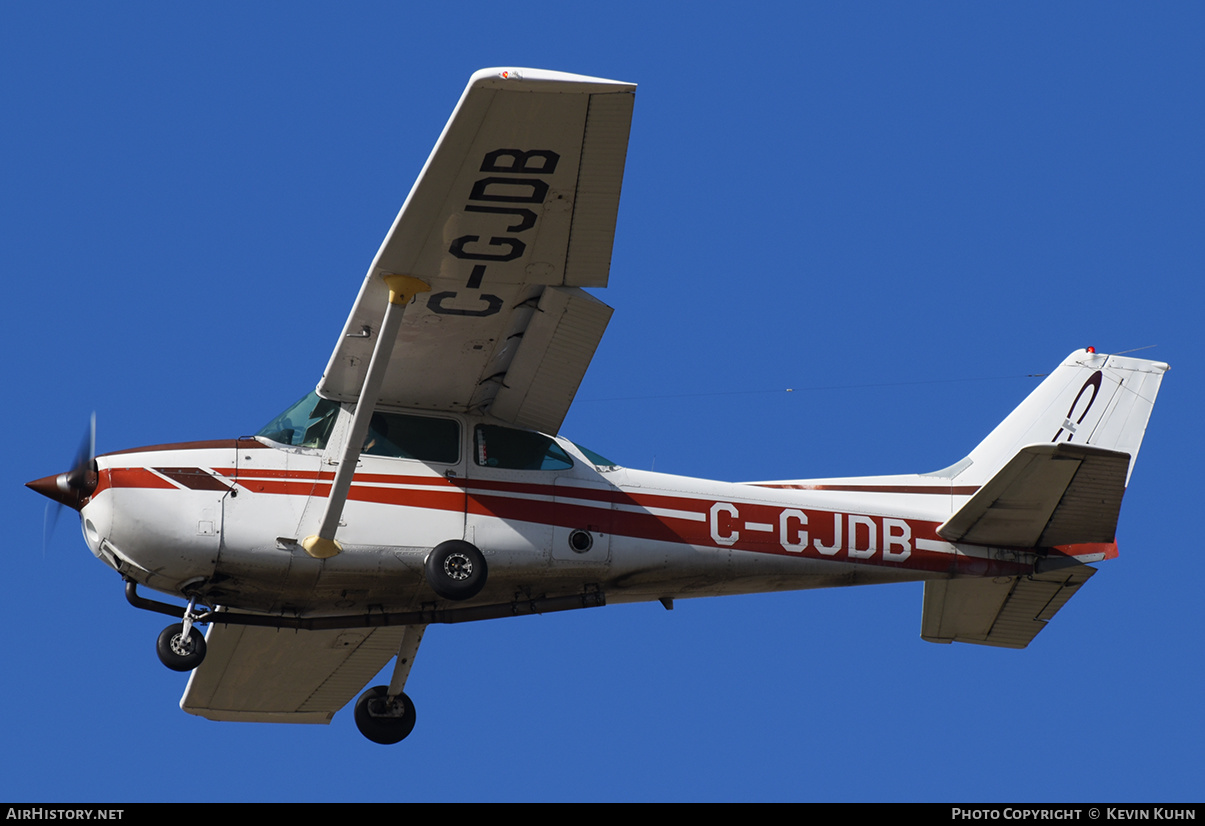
[156,623,207,672]
[354,686,417,745]
[424,540,487,601]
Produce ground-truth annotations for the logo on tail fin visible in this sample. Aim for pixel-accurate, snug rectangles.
[1052,371,1103,443]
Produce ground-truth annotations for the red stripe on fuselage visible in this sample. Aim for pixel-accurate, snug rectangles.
[154,467,234,492]
[94,464,1027,576]
[99,467,179,494]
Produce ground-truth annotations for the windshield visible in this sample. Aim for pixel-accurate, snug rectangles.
[256,391,340,449]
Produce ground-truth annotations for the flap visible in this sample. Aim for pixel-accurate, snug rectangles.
[489,286,613,433]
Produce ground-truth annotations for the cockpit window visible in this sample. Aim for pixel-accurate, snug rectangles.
[256,392,340,449]
[474,424,573,471]
[364,412,460,464]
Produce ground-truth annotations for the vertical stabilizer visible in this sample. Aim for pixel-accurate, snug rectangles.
[953,349,1168,488]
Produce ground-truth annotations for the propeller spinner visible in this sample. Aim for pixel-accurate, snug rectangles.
[27,414,98,538]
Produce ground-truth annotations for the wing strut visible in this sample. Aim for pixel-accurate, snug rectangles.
[302,275,430,559]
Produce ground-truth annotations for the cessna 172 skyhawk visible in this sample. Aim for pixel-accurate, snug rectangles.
[28,68,1168,745]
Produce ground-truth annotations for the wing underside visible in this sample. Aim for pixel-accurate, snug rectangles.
[181,623,408,724]
[319,68,635,435]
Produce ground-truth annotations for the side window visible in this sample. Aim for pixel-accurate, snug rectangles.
[364,412,460,464]
[474,425,573,471]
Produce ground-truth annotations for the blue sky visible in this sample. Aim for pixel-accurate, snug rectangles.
[3,1,1202,802]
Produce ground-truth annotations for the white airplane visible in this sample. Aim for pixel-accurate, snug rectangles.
[28,68,1169,745]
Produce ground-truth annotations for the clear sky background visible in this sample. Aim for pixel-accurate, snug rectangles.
[3,1,1201,803]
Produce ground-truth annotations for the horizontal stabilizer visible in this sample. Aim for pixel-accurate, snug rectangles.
[937,443,1130,548]
[921,565,1096,648]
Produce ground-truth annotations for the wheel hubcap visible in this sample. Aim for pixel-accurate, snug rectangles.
[169,634,194,656]
[443,553,472,581]
[368,695,407,719]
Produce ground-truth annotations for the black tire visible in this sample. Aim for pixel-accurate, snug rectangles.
[424,540,487,601]
[354,686,417,745]
[156,623,207,672]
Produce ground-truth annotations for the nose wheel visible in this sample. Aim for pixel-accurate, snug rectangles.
[156,623,207,671]
[154,594,208,672]
[354,686,417,744]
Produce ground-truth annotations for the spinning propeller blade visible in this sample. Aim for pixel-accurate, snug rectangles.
[28,414,98,550]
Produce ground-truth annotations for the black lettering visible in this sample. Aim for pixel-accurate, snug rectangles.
[469,177,549,204]
[481,149,559,175]
[449,235,526,262]
[428,291,504,317]
[464,205,537,232]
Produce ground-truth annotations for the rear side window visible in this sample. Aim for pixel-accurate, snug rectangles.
[365,412,460,464]
[474,425,573,471]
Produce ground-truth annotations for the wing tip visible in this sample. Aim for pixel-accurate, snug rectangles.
[469,67,636,92]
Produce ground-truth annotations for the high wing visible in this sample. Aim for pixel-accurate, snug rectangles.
[318,68,635,435]
[181,623,417,723]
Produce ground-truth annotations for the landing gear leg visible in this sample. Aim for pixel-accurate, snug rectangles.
[354,624,425,744]
[354,686,417,744]
[155,595,207,672]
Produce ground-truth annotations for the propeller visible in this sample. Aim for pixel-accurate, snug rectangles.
[27,413,97,551]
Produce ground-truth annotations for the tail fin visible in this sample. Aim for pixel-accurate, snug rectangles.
[921,350,1167,649]
[951,349,1169,489]
[933,349,1168,551]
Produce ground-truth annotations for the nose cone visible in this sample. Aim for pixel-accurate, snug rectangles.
[27,467,97,511]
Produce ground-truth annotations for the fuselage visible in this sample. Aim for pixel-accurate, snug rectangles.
[73,403,1043,618]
